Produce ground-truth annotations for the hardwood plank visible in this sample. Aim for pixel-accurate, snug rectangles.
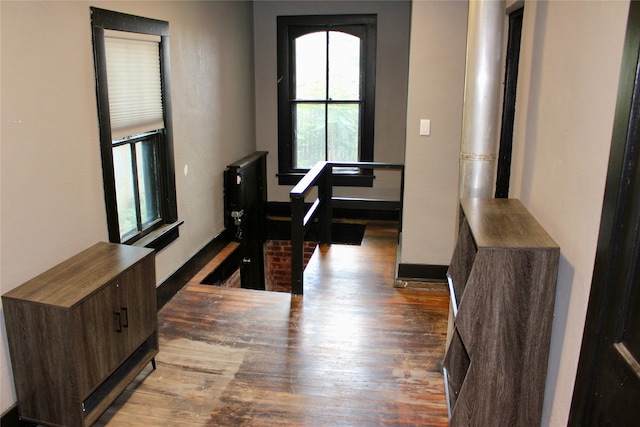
[96,221,450,426]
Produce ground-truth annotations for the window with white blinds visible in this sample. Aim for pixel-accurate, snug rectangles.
[104,30,164,140]
[91,7,179,250]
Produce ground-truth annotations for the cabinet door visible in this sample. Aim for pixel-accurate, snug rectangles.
[119,255,157,354]
[73,282,126,398]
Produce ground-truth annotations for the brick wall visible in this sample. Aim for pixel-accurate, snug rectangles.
[264,240,317,292]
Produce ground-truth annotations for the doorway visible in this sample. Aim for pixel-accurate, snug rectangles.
[495,6,523,198]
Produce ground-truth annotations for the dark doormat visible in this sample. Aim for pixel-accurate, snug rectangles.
[267,219,366,245]
[330,222,366,245]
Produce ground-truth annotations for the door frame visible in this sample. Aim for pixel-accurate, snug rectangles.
[495,6,524,198]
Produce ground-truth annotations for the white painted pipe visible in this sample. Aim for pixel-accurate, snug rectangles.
[459,0,505,199]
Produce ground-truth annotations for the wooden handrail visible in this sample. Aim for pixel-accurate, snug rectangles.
[290,161,328,199]
[290,161,404,295]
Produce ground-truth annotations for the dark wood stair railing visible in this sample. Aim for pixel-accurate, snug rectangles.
[290,161,405,295]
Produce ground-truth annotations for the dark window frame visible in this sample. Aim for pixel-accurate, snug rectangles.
[112,130,164,242]
[277,14,377,187]
[91,7,181,251]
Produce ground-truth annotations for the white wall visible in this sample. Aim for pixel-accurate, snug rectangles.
[401,0,468,266]
[509,1,629,425]
[404,0,631,424]
[0,0,255,414]
[253,0,411,202]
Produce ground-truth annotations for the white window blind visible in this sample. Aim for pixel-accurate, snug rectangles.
[105,30,164,140]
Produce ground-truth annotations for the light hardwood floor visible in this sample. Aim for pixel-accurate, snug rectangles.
[95,221,450,426]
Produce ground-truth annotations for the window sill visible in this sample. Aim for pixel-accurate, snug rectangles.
[277,172,374,187]
[133,220,184,252]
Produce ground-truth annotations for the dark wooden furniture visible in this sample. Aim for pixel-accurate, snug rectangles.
[224,151,268,290]
[444,198,560,426]
[2,242,157,427]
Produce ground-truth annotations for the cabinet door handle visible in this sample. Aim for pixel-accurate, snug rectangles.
[121,307,129,328]
[114,311,122,332]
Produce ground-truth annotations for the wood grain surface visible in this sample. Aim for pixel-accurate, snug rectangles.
[2,243,157,427]
[461,198,559,249]
[95,221,450,426]
[3,242,154,308]
[445,199,560,427]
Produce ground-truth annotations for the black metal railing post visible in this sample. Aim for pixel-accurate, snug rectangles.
[290,161,329,295]
[290,192,306,295]
[289,161,404,296]
[318,164,333,245]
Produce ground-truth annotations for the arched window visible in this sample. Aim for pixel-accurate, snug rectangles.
[277,15,377,186]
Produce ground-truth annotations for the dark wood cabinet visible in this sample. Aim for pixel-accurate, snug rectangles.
[444,198,560,426]
[2,242,158,427]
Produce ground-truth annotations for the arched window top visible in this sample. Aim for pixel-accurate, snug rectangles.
[294,31,361,101]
